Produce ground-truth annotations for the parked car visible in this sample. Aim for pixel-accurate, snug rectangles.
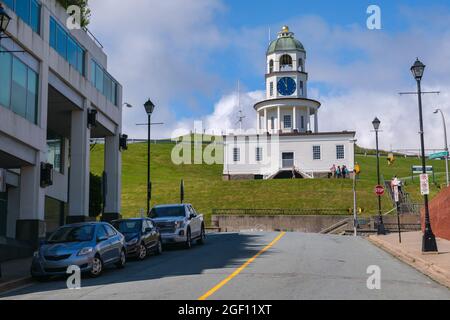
[111,218,162,260]
[149,204,205,248]
[31,222,126,279]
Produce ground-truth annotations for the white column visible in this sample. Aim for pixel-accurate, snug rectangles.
[314,109,319,133]
[264,108,268,133]
[17,152,47,241]
[256,112,260,133]
[104,134,122,218]
[69,105,91,221]
[293,107,297,132]
[306,106,311,132]
[277,107,281,132]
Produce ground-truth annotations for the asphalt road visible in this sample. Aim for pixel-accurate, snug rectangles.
[1,232,449,300]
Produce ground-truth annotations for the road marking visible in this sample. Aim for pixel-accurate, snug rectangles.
[198,232,286,300]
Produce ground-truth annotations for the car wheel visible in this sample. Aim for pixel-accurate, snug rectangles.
[155,238,163,255]
[197,225,206,245]
[90,255,103,278]
[138,243,147,260]
[185,229,192,249]
[116,249,126,269]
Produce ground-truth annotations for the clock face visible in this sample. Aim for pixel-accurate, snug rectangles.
[277,77,296,96]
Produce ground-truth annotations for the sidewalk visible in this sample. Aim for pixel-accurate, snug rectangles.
[369,232,450,289]
[0,258,33,293]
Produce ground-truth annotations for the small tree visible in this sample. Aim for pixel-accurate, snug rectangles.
[89,172,102,217]
[56,0,90,27]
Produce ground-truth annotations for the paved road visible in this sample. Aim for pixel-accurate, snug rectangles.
[1,232,449,300]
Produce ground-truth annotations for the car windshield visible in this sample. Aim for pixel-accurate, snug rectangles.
[112,220,142,234]
[150,206,185,218]
[48,225,95,243]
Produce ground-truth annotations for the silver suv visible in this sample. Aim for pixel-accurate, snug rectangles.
[150,204,205,249]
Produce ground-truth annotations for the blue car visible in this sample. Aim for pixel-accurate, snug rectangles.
[31,222,126,279]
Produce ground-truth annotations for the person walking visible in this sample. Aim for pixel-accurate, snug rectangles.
[336,166,342,179]
[342,165,348,179]
[330,164,336,179]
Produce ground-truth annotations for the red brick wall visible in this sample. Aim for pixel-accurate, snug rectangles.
[421,186,450,241]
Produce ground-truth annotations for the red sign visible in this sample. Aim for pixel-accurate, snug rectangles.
[375,185,385,196]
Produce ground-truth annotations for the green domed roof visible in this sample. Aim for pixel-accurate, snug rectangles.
[267,26,305,55]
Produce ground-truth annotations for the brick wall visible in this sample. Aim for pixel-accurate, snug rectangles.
[421,186,450,241]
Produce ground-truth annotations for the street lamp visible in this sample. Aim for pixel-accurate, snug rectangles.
[350,138,358,237]
[434,109,449,187]
[144,99,156,215]
[410,58,438,253]
[372,117,386,235]
[0,4,11,35]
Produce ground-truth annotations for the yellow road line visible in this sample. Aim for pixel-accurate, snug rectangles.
[198,232,286,300]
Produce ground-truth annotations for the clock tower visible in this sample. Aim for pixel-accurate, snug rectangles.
[255,26,321,134]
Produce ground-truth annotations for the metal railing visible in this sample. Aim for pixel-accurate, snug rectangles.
[212,208,350,216]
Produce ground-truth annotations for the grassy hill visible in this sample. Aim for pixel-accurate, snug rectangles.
[90,141,448,224]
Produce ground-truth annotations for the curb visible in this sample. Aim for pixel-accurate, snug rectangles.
[0,277,33,295]
[368,236,450,289]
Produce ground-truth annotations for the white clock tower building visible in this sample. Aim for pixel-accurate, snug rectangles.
[257,26,320,134]
[223,26,355,180]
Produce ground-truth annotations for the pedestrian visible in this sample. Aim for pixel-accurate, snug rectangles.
[336,166,342,179]
[342,165,348,179]
[330,164,336,179]
[398,178,403,194]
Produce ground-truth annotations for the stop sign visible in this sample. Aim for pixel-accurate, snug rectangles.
[375,185,385,196]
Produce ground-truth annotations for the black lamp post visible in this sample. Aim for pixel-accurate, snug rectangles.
[144,99,156,215]
[410,59,438,253]
[372,117,386,235]
[0,4,11,35]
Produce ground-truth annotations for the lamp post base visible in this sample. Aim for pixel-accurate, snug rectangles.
[422,231,438,253]
[377,222,386,235]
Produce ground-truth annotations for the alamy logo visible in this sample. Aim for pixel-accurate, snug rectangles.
[66,265,81,290]
[367,5,382,30]
[66,5,82,30]
[366,265,381,290]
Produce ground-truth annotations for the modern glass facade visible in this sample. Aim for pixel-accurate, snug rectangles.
[2,0,41,34]
[0,48,39,124]
[90,59,118,106]
[49,16,85,75]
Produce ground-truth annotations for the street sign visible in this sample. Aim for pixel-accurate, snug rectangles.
[420,174,430,195]
[412,165,433,173]
[429,151,449,160]
[375,185,385,196]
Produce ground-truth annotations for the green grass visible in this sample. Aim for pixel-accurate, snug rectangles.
[90,142,448,224]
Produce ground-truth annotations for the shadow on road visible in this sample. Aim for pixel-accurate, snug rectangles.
[0,232,276,299]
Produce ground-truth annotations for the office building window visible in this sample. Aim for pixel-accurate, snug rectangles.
[49,16,85,75]
[313,145,321,160]
[336,145,345,160]
[3,0,40,34]
[90,59,118,106]
[233,148,240,162]
[256,147,263,162]
[0,49,39,124]
[284,115,292,129]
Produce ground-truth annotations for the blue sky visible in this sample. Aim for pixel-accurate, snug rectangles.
[90,0,450,149]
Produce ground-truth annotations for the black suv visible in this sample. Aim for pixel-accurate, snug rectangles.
[112,218,162,260]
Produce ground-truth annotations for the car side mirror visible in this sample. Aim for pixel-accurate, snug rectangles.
[145,227,152,233]
[189,213,196,220]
